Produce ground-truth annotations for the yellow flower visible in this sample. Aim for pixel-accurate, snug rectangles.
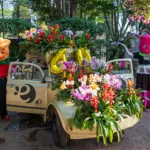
[63,71,66,78]
[90,83,99,90]
[68,73,73,79]
[41,23,48,31]
[69,40,75,48]
[30,28,37,33]
[60,81,67,90]
[25,30,30,35]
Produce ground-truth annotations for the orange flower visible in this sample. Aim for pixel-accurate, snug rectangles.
[128,80,134,88]
[102,91,109,101]
[102,84,110,90]
[53,30,58,35]
[102,85,116,107]
[128,80,134,96]
[90,96,99,112]
[86,34,90,41]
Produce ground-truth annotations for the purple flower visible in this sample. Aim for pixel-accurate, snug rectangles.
[90,56,106,70]
[129,18,133,22]
[120,61,125,68]
[109,75,122,89]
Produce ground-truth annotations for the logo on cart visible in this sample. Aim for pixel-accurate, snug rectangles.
[14,84,36,103]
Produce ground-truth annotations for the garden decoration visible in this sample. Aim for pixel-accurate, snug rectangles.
[139,34,150,55]
[0,38,11,62]
[130,30,150,108]
[19,24,94,74]
[0,38,11,121]
[52,56,143,145]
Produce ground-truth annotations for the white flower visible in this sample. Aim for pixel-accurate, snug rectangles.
[103,74,111,83]
[66,80,74,85]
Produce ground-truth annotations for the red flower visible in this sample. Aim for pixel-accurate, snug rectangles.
[48,34,54,43]
[39,32,45,39]
[79,73,84,78]
[90,96,99,112]
[53,30,58,35]
[35,38,40,44]
[59,34,63,41]
[54,24,60,29]
[19,45,23,49]
[107,64,113,73]
[86,34,90,41]
[49,26,53,30]
[81,70,85,73]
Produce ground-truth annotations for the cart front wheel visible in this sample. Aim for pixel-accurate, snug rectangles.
[52,108,70,147]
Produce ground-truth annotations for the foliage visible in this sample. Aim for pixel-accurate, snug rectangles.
[52,57,143,145]
[10,0,30,19]
[50,17,104,37]
[30,0,77,22]
[9,38,26,61]
[0,18,35,36]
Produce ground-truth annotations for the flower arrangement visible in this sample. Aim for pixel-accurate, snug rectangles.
[52,56,143,145]
[19,24,95,56]
[19,24,73,55]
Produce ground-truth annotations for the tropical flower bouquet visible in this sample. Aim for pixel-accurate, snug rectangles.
[19,24,73,55]
[52,56,143,145]
[19,24,95,56]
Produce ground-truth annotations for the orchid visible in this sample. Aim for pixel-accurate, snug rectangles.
[124,0,150,24]
[89,74,102,84]
[78,75,88,85]
[90,56,106,70]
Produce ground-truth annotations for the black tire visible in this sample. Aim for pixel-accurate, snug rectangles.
[52,108,70,147]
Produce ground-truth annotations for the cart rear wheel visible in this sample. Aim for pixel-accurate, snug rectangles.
[52,108,70,147]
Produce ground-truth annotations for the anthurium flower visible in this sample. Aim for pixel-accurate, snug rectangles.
[39,32,45,39]
[48,34,54,43]
[54,24,60,29]
[35,38,40,44]
[59,34,63,41]
[49,26,53,30]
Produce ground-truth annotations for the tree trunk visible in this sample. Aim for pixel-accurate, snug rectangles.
[55,0,62,18]
[16,4,20,18]
[62,0,66,17]
[66,0,69,17]
[0,0,4,19]
[70,0,77,17]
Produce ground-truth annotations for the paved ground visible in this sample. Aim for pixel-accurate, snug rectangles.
[0,110,150,150]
